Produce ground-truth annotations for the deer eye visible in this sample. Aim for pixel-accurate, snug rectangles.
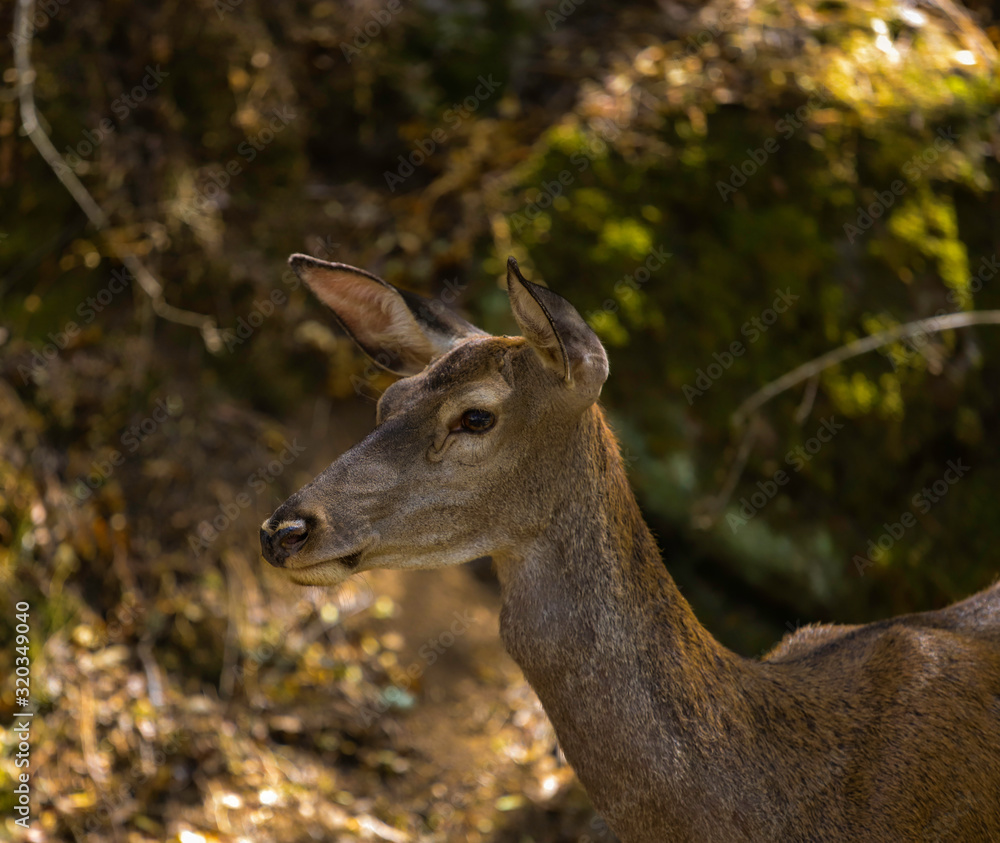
[459,409,496,433]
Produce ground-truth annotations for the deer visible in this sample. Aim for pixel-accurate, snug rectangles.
[260,253,1000,842]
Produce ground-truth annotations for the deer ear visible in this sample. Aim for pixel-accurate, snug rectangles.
[290,254,485,376]
[505,257,609,396]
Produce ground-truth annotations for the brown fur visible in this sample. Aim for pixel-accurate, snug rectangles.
[501,406,1000,841]
[262,255,1000,842]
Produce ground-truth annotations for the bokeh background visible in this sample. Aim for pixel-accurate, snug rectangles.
[2,0,999,840]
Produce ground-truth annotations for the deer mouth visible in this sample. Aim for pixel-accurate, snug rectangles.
[335,549,364,569]
[260,514,369,576]
[282,550,366,586]
[281,553,361,586]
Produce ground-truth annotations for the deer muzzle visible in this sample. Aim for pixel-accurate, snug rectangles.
[259,517,309,567]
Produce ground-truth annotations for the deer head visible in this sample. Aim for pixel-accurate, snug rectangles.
[260,254,609,585]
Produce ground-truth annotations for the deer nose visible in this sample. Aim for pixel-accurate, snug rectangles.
[260,518,309,567]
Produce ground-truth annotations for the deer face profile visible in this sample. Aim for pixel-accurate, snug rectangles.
[260,254,608,586]
[261,253,1000,843]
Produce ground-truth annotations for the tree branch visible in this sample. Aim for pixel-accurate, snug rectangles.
[693,309,1000,529]
[12,0,223,352]
[731,310,1000,428]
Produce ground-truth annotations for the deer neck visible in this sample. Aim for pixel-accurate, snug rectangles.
[495,405,753,835]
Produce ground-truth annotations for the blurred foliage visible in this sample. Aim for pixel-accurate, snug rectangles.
[1,0,1000,839]
[495,0,1000,623]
